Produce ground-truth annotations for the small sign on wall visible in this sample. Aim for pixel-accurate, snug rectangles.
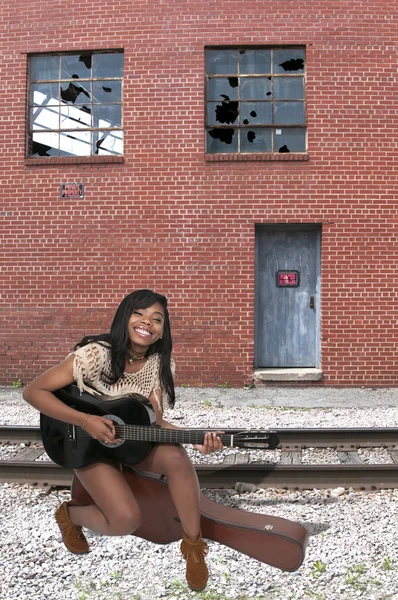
[276,270,300,287]
[60,183,84,199]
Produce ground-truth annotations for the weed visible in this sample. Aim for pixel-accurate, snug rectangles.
[111,571,122,580]
[244,382,255,390]
[312,559,327,578]
[202,398,212,407]
[381,556,395,571]
[302,589,326,600]
[219,381,230,389]
[12,379,22,388]
[180,383,190,388]
[345,563,367,590]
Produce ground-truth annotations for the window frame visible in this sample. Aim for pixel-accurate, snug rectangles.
[26,49,124,160]
[205,45,307,156]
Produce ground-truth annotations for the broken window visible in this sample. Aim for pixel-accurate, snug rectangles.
[27,51,124,158]
[206,47,306,154]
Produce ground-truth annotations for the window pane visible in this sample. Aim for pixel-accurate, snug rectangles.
[92,104,122,128]
[240,77,272,100]
[30,83,59,105]
[61,54,91,79]
[273,49,305,74]
[60,105,92,129]
[207,77,238,101]
[30,56,59,81]
[207,101,239,126]
[274,101,304,124]
[60,81,91,104]
[92,80,122,103]
[274,77,304,100]
[240,128,272,152]
[93,53,124,78]
[59,130,91,156]
[240,49,271,74]
[240,102,272,125]
[31,131,60,156]
[206,128,238,153]
[206,49,238,74]
[31,106,60,130]
[93,130,123,155]
[274,128,306,152]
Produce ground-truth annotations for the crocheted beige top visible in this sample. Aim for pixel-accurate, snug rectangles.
[72,342,174,414]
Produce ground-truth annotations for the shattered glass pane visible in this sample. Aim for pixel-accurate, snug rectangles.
[93,130,123,155]
[240,77,271,100]
[60,81,91,104]
[207,101,239,126]
[30,83,59,105]
[60,105,92,129]
[207,78,238,101]
[92,80,122,103]
[30,55,59,81]
[93,53,124,78]
[274,101,304,124]
[274,77,304,100]
[240,102,272,125]
[273,128,306,152]
[92,104,122,128]
[31,105,60,130]
[31,131,60,156]
[206,49,238,74]
[206,129,238,153]
[61,54,91,79]
[273,49,305,74]
[240,128,272,152]
[59,130,91,156]
[240,49,271,74]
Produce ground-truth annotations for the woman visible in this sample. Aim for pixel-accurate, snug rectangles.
[23,289,223,592]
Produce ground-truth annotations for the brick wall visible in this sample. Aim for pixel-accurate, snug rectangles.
[1,0,397,387]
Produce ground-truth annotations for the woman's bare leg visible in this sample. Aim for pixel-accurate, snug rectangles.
[135,444,201,540]
[68,460,141,536]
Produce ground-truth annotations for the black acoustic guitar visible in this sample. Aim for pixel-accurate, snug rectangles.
[40,385,280,469]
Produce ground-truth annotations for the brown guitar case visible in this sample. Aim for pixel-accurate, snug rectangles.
[72,466,308,572]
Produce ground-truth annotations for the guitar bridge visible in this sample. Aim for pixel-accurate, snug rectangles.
[68,425,77,440]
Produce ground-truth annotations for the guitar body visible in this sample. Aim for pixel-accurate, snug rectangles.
[72,467,308,572]
[41,385,156,468]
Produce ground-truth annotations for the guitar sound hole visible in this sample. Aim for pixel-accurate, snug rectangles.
[100,414,125,448]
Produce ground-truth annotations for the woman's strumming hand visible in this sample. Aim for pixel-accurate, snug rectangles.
[83,415,120,444]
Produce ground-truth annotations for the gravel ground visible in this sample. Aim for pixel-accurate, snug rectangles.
[1,386,398,600]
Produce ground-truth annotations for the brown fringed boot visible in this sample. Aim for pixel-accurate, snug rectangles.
[180,529,209,591]
[55,499,89,554]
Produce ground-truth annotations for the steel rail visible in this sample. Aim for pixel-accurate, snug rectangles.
[1,425,398,449]
[1,460,398,490]
[0,426,42,443]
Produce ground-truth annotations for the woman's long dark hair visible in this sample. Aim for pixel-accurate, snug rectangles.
[75,289,175,407]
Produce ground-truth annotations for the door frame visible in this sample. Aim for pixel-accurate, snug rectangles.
[254,223,322,369]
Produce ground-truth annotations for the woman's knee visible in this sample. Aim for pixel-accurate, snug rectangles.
[161,445,195,476]
[106,504,142,536]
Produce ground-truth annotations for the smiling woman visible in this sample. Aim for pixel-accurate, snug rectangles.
[22,289,223,592]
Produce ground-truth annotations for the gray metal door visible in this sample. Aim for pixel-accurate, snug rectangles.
[255,226,321,368]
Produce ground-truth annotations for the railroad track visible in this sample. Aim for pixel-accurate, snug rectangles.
[1,425,398,490]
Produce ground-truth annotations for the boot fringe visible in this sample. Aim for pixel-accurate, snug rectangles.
[180,530,208,563]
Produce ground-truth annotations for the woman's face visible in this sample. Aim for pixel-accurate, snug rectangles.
[127,301,165,350]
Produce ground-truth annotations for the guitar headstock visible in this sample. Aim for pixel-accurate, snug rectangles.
[232,430,280,449]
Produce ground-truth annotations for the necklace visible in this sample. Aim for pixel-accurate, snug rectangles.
[127,351,147,364]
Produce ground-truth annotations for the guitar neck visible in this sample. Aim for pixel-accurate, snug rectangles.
[118,425,235,447]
